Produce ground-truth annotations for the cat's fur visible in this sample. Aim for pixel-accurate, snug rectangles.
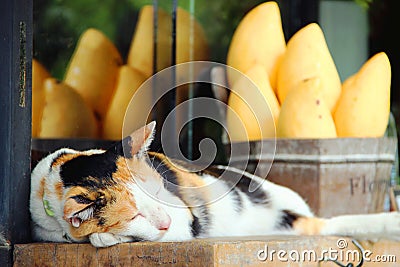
[0,231,7,246]
[30,122,400,247]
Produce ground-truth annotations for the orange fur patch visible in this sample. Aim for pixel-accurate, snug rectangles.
[101,190,138,233]
[64,186,88,200]
[54,182,64,200]
[113,157,138,182]
[69,218,101,238]
[293,217,326,235]
[37,177,46,199]
[148,152,206,188]
[63,197,92,220]
[147,152,211,208]
[65,183,138,238]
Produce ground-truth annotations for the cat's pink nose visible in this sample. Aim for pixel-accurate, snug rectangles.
[157,213,171,231]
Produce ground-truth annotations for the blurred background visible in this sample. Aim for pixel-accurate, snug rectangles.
[33,0,399,124]
[32,0,399,179]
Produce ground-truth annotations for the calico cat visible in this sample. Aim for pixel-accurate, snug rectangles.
[30,121,400,247]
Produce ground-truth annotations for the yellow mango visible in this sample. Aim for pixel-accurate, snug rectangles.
[277,77,337,138]
[127,6,209,78]
[227,64,278,142]
[333,52,391,137]
[276,23,341,112]
[127,6,171,78]
[39,78,98,138]
[64,28,122,121]
[102,65,148,140]
[176,7,209,65]
[227,1,286,90]
[32,59,51,137]
[245,64,281,126]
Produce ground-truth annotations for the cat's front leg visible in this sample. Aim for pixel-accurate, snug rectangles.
[89,233,135,247]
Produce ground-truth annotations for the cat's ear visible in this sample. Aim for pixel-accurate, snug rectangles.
[108,121,156,158]
[63,196,95,228]
[128,121,156,157]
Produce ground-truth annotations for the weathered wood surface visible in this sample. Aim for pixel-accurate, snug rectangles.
[13,236,400,266]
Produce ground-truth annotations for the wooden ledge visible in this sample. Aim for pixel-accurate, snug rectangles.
[13,236,400,266]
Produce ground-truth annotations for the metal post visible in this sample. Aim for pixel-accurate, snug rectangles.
[0,0,33,265]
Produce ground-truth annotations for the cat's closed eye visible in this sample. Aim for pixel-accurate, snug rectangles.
[71,195,93,204]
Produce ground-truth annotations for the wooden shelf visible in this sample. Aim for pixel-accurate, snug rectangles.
[13,236,400,266]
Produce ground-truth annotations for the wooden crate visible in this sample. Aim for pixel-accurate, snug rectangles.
[228,137,397,217]
[13,237,400,266]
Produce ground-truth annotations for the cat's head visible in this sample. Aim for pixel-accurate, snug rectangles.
[46,121,174,242]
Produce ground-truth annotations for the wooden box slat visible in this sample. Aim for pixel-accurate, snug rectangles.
[229,137,397,217]
[13,237,400,267]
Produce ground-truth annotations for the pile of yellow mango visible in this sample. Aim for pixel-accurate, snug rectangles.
[33,1,391,142]
[226,1,391,142]
[32,5,209,140]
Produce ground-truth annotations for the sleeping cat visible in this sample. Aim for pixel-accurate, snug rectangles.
[30,121,400,247]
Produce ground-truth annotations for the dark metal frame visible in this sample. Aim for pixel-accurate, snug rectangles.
[0,0,33,265]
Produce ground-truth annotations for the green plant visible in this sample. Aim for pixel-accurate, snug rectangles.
[354,0,374,9]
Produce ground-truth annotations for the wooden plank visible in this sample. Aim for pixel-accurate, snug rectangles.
[14,240,215,266]
[13,237,400,267]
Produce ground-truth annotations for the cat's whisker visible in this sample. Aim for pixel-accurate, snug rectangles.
[159,168,173,177]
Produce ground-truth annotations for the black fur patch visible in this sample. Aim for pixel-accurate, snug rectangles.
[190,214,201,237]
[205,166,269,206]
[146,153,212,237]
[97,217,106,226]
[189,196,210,237]
[230,188,243,213]
[106,136,133,158]
[50,151,70,170]
[60,152,118,188]
[130,236,145,242]
[71,195,93,204]
[278,210,300,229]
[146,153,182,198]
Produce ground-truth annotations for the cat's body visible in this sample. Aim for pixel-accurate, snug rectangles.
[30,122,400,247]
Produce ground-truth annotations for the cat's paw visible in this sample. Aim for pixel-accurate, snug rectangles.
[89,233,133,247]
